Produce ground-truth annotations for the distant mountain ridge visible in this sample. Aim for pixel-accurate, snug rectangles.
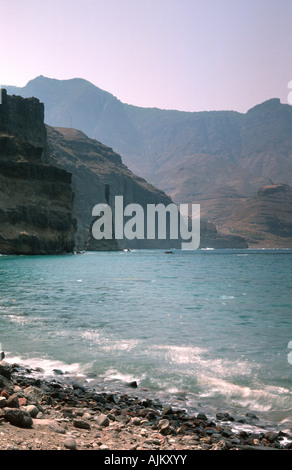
[6,76,292,247]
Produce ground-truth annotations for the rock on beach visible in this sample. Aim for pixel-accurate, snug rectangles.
[4,408,33,428]
[0,359,291,451]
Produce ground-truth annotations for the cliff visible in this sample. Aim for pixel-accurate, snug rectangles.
[0,90,76,255]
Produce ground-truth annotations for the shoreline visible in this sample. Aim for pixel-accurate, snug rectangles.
[0,359,291,451]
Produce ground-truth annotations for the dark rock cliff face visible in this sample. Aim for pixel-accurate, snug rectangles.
[0,90,76,255]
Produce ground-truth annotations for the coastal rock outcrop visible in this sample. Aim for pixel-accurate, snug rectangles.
[0,90,76,255]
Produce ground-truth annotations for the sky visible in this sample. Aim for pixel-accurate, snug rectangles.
[1,0,292,112]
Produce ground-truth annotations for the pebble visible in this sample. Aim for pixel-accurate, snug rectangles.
[0,397,7,408]
[6,394,19,408]
[25,405,39,418]
[73,419,91,430]
[63,437,77,450]
[94,413,109,427]
[162,405,173,416]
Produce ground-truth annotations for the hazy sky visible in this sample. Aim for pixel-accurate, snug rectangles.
[1,0,292,112]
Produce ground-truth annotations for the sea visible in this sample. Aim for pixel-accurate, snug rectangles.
[0,249,291,434]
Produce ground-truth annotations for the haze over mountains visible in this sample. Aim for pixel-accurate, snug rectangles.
[6,75,292,247]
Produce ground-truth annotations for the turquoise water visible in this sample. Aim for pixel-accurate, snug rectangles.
[0,249,291,429]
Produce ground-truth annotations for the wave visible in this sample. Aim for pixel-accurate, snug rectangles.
[3,353,84,378]
[196,374,292,411]
[101,368,147,385]
[148,344,253,378]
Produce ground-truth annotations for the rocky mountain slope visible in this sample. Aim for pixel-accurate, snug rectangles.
[46,126,247,250]
[46,125,177,251]
[0,90,76,255]
[220,184,292,248]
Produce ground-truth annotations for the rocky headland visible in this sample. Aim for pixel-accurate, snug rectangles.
[0,358,291,451]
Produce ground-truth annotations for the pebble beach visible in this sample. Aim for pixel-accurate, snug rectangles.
[0,358,291,452]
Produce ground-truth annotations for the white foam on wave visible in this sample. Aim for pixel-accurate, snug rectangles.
[102,368,146,385]
[154,345,207,366]
[196,375,292,413]
[4,353,84,378]
[149,344,252,378]
[80,329,141,353]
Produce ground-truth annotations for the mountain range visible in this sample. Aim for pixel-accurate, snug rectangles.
[6,75,292,247]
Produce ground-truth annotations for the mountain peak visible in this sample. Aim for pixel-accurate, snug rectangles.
[25,76,111,97]
[247,98,282,114]
[28,75,90,84]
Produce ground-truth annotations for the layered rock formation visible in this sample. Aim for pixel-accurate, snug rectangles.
[0,90,76,255]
